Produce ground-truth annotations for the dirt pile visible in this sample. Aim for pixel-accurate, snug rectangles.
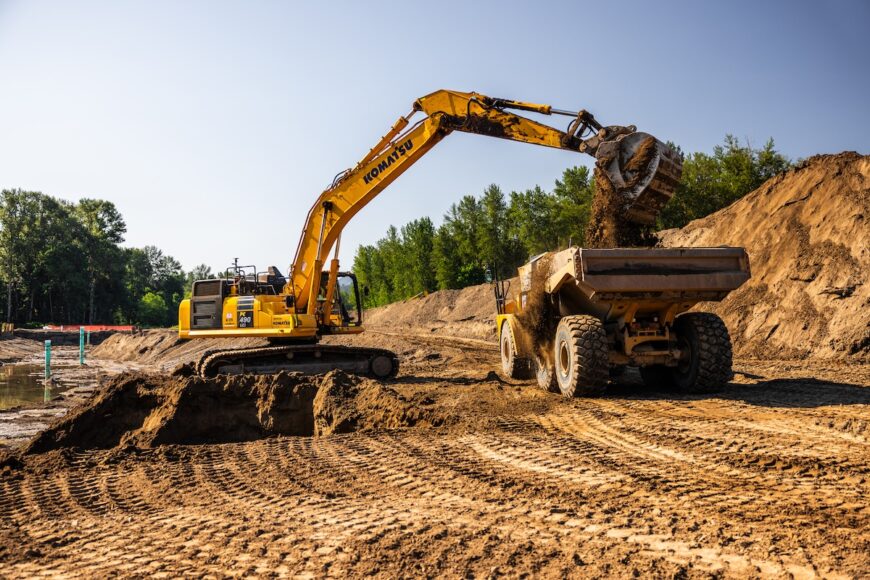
[24,371,318,451]
[91,329,267,370]
[0,337,43,363]
[659,152,869,360]
[362,281,498,341]
[313,371,447,436]
[21,370,448,453]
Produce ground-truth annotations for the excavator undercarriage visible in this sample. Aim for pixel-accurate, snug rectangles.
[195,344,399,379]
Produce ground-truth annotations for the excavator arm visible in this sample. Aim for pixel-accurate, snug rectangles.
[290,89,681,316]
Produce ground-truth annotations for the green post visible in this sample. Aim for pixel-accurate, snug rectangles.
[79,327,85,365]
[44,340,51,379]
[86,330,91,346]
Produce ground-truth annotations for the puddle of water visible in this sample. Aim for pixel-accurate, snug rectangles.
[0,364,71,410]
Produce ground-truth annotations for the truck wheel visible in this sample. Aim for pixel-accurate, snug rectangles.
[672,313,733,393]
[534,354,558,393]
[554,315,609,397]
[500,324,531,379]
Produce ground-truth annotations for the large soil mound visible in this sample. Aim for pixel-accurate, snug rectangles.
[22,370,447,453]
[362,281,499,342]
[659,152,869,360]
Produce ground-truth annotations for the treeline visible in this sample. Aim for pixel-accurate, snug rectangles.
[0,189,214,327]
[353,135,791,307]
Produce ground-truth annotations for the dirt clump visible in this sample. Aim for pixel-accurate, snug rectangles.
[622,134,659,189]
[659,152,869,360]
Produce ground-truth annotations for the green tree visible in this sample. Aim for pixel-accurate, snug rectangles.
[140,246,185,326]
[507,185,560,255]
[659,136,791,229]
[432,223,463,290]
[352,244,377,308]
[552,165,594,247]
[138,291,168,327]
[0,190,40,322]
[0,190,89,323]
[400,217,436,295]
[74,199,126,323]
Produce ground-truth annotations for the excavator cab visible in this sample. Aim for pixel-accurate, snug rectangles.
[318,271,363,328]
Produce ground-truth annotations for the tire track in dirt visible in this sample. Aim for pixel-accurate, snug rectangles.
[538,405,868,523]
[4,431,837,578]
[1,331,867,577]
[582,398,870,496]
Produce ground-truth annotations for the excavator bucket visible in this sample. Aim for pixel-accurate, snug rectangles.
[596,132,683,225]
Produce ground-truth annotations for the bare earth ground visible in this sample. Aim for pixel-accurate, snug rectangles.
[1,330,868,578]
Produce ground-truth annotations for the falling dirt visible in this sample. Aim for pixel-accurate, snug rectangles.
[584,135,660,248]
[659,152,870,360]
[516,255,553,360]
[586,166,656,248]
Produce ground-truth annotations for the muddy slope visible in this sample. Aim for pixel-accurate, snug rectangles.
[659,152,869,360]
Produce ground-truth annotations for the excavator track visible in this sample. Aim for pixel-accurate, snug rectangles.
[194,344,399,379]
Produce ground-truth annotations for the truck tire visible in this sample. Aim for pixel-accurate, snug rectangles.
[554,315,609,397]
[534,354,558,393]
[671,312,733,393]
[500,324,531,379]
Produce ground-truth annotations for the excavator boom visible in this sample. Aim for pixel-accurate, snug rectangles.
[290,90,682,314]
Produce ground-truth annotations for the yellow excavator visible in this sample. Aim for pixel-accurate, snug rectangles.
[178,89,681,378]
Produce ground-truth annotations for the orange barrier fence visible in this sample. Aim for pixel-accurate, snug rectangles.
[42,325,136,332]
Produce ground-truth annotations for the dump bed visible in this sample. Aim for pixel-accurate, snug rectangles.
[521,246,751,322]
[574,247,750,300]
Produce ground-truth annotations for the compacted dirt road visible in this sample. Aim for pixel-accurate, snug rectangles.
[1,331,868,578]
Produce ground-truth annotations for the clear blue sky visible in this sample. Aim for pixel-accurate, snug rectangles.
[1,0,867,273]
